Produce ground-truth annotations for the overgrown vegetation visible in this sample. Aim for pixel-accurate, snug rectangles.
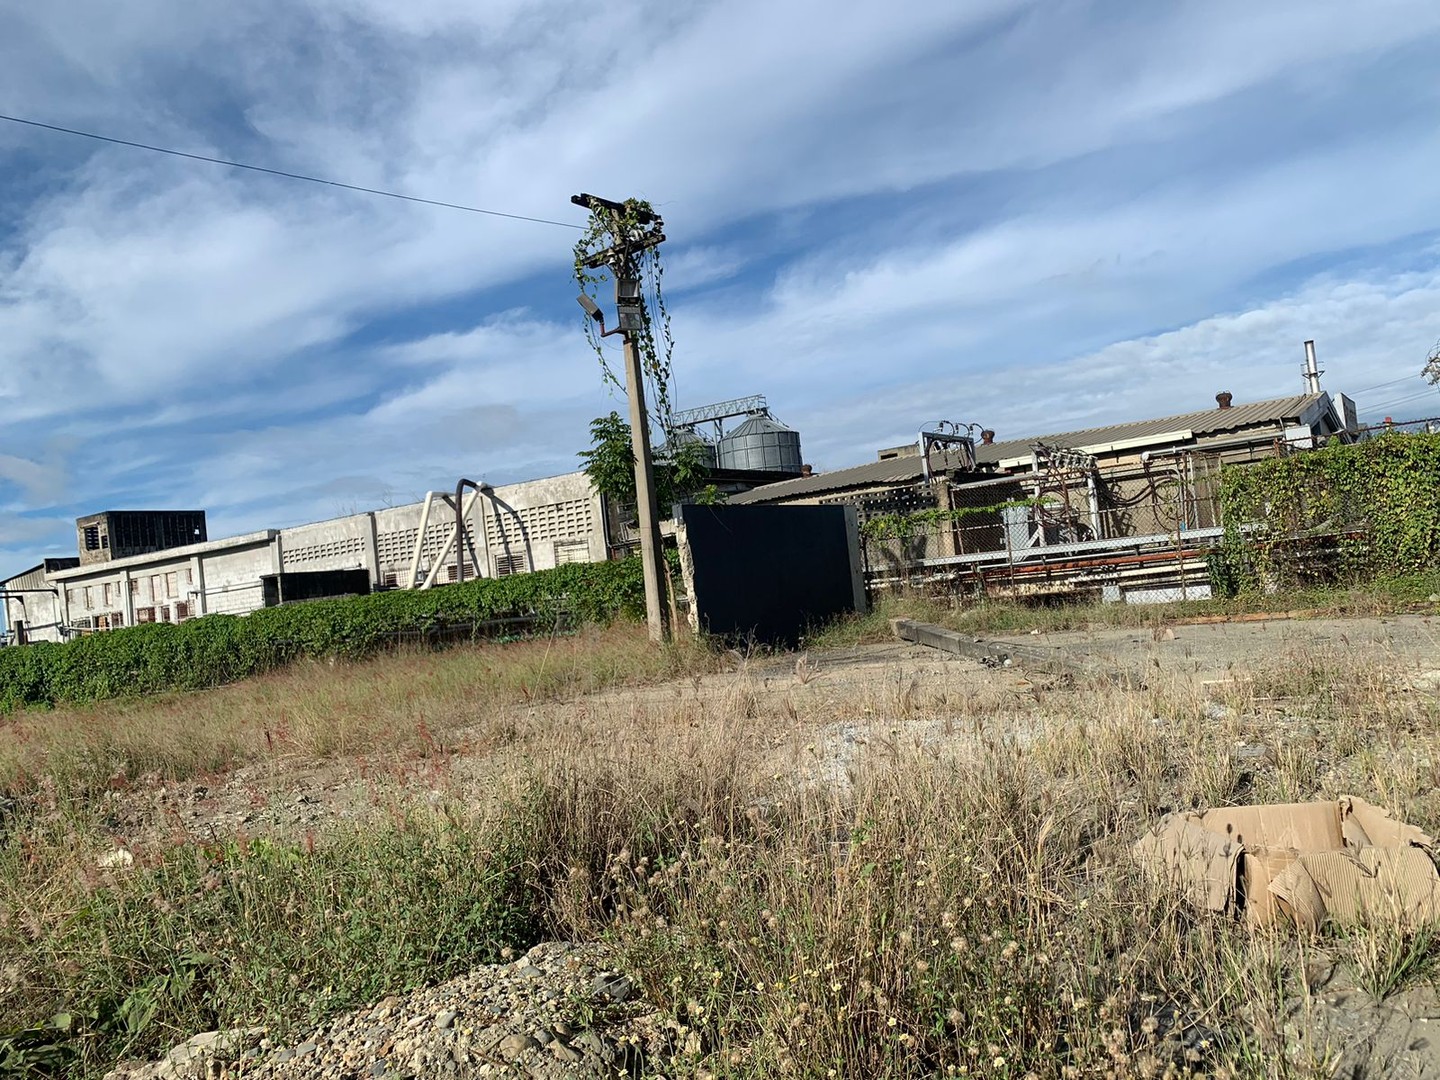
[1215,432,1440,591]
[0,558,649,711]
[7,626,1439,1077]
[572,197,674,421]
[579,410,722,508]
[1,800,540,1076]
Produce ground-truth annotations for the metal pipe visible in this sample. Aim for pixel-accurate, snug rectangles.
[421,485,484,589]
[453,479,491,585]
[405,492,437,589]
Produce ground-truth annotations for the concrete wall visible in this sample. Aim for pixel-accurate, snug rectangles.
[197,538,281,616]
[2,565,66,644]
[286,471,605,588]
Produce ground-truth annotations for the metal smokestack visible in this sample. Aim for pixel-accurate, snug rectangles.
[1303,340,1323,395]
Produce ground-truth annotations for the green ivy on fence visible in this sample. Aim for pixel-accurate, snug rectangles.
[0,559,648,711]
[1213,432,1440,592]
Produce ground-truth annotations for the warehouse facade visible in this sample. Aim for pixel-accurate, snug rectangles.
[3,470,607,644]
[731,391,1359,602]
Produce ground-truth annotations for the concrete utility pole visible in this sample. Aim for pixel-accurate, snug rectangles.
[620,315,670,643]
[571,193,671,643]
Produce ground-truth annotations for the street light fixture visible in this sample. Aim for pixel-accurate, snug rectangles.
[577,294,603,322]
[576,294,625,338]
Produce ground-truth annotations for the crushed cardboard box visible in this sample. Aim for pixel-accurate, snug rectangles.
[1134,797,1440,930]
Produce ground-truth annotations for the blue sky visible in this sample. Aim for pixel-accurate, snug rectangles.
[3,0,1440,572]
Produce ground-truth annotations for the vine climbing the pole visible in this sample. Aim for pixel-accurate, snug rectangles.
[572,197,675,426]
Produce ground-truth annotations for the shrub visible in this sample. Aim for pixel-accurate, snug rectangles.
[0,559,647,710]
[1218,432,1440,589]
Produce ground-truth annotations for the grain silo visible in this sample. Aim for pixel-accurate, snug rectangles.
[660,427,718,469]
[716,414,803,473]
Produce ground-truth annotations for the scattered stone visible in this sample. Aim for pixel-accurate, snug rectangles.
[549,1041,583,1063]
[100,943,655,1079]
[98,847,135,869]
[497,1033,539,1061]
[1413,670,1440,694]
[590,974,636,1004]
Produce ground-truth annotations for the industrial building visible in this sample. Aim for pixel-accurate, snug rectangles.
[2,470,607,644]
[732,388,1360,603]
[1,395,807,645]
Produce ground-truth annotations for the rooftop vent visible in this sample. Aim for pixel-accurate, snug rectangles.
[1215,392,1234,410]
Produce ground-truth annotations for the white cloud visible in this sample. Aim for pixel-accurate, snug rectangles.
[3,0,1440,571]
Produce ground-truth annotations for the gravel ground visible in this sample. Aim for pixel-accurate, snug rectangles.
[103,942,686,1080]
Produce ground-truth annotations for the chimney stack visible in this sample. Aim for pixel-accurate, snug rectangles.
[1303,340,1323,395]
[1215,391,1234,410]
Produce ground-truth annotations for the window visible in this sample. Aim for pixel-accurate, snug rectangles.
[136,607,156,623]
[103,583,113,606]
[160,605,171,623]
[174,602,189,620]
[151,575,162,601]
[84,586,95,609]
[555,539,591,565]
[83,525,101,551]
[184,567,193,585]
[66,588,77,608]
[129,579,140,597]
[495,553,529,577]
[165,572,178,598]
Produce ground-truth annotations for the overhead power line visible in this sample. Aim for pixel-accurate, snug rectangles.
[0,111,582,229]
[1350,374,1419,396]
[1365,387,1439,413]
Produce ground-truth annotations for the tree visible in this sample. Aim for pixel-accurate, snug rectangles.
[579,412,721,511]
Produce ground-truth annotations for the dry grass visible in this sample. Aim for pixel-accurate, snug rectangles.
[4,618,1440,1076]
[0,623,718,799]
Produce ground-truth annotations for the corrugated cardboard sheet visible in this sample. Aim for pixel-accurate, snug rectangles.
[1134,797,1440,930]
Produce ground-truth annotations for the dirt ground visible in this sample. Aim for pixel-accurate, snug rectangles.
[994,611,1440,681]
[74,613,1440,1079]
[102,613,1439,849]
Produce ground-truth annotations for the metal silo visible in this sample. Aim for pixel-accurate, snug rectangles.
[716,415,803,472]
[661,427,718,470]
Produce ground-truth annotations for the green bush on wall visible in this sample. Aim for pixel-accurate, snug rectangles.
[1214,432,1440,591]
[0,558,648,710]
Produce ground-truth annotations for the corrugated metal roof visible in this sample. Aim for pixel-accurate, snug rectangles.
[976,393,1322,463]
[730,394,1325,504]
